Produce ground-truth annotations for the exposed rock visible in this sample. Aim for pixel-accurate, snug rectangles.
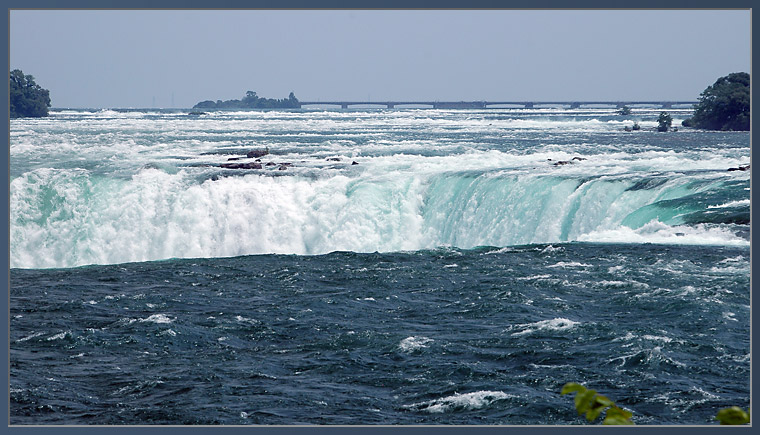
[188,111,207,116]
[220,162,262,169]
[624,126,632,132]
[227,157,242,161]
[278,165,288,171]
[728,164,750,172]
[553,160,572,166]
[352,161,359,165]
[571,156,587,161]
[247,147,269,159]
[265,162,277,167]
[327,157,341,161]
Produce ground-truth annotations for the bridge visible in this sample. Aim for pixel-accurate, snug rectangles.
[296,101,697,109]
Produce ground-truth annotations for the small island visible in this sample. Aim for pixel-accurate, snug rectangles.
[682,72,749,131]
[194,91,299,109]
[10,69,51,118]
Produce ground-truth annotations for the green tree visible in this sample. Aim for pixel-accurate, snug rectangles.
[10,69,51,118]
[657,112,672,132]
[682,72,750,131]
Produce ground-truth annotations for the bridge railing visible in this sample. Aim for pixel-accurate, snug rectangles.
[296,101,697,109]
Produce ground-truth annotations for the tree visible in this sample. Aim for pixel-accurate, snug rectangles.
[10,69,51,118]
[682,72,750,131]
[193,91,300,109]
[657,112,672,132]
[716,406,750,425]
[561,383,634,425]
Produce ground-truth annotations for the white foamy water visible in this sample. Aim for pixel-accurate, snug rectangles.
[399,336,434,353]
[139,314,175,324]
[404,390,514,413]
[708,199,750,209]
[10,108,749,268]
[511,318,579,336]
[579,221,749,247]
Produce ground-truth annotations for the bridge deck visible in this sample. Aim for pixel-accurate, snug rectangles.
[296,101,696,109]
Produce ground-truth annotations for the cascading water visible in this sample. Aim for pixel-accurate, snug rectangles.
[10,149,748,268]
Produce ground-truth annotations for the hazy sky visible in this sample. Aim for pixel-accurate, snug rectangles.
[10,9,751,108]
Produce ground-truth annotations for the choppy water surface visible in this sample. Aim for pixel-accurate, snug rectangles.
[10,108,750,425]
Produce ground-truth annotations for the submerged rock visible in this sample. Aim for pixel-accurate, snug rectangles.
[326,157,341,161]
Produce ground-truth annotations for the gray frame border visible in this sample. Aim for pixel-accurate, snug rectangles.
[3,2,755,434]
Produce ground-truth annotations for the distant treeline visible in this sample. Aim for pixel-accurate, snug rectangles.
[10,69,51,118]
[194,91,299,109]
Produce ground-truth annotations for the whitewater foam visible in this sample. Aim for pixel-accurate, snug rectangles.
[139,314,174,324]
[579,221,749,247]
[511,318,579,336]
[404,390,513,413]
[399,336,433,353]
[708,199,750,209]
[10,109,749,268]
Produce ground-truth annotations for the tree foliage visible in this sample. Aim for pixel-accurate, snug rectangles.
[10,69,51,118]
[682,72,750,131]
[194,91,299,109]
[561,383,634,425]
[657,112,673,132]
[716,406,750,425]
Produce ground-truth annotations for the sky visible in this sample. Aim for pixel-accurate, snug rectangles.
[10,9,751,109]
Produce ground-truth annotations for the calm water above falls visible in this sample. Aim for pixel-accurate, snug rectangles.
[10,108,750,424]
